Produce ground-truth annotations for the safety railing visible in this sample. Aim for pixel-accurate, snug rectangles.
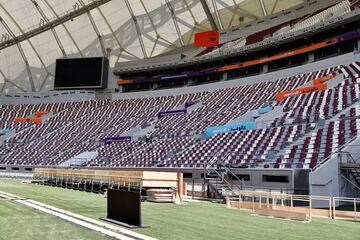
[227,190,360,222]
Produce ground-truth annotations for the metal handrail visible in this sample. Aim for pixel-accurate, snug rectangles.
[344,150,360,164]
[339,150,360,191]
[341,174,360,192]
[342,151,357,164]
[204,151,244,196]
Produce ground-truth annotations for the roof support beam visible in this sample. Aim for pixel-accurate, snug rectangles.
[0,3,51,92]
[0,18,35,92]
[78,0,106,56]
[0,0,111,51]
[31,0,67,57]
[139,0,180,53]
[200,0,218,30]
[218,0,259,20]
[95,7,140,60]
[124,0,148,58]
[165,0,185,47]
[0,82,4,93]
[210,0,224,30]
[182,0,199,26]
[39,73,50,91]
[42,0,83,57]
[259,0,268,16]
[182,0,210,43]
[270,0,279,15]
[0,69,26,92]
[0,4,50,76]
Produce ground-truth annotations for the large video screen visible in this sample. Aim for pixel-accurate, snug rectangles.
[54,57,108,89]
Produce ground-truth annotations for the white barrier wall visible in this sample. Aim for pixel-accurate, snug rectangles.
[0,90,96,105]
[310,137,360,207]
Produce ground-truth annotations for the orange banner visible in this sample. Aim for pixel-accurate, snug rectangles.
[313,73,337,85]
[15,113,45,125]
[117,79,134,85]
[276,83,328,101]
[194,31,219,48]
[15,118,42,124]
[31,117,42,125]
[218,39,337,72]
[35,111,49,118]
[15,118,29,123]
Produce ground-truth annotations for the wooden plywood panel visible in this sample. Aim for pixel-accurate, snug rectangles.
[142,171,177,180]
[34,168,179,189]
[255,208,307,221]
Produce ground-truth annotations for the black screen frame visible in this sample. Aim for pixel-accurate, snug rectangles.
[107,189,141,226]
[54,57,108,90]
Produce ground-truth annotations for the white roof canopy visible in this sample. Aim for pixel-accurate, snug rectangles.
[0,0,305,92]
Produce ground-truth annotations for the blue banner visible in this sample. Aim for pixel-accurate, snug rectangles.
[258,106,272,114]
[0,129,12,134]
[205,122,256,137]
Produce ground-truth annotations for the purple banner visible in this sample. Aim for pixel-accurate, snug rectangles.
[157,109,186,118]
[337,31,360,42]
[134,67,219,83]
[141,122,151,129]
[104,136,132,145]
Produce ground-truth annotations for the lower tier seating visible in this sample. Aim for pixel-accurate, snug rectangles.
[0,63,359,170]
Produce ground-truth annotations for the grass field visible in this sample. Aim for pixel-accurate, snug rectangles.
[0,198,105,240]
[0,179,359,240]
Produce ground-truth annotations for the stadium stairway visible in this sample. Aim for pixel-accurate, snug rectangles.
[201,151,247,200]
[339,151,360,189]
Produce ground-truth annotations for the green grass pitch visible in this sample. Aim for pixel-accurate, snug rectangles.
[0,179,359,240]
[0,196,105,240]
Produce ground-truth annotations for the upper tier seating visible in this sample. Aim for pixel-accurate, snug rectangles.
[275,0,351,36]
[272,79,360,126]
[201,0,354,58]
